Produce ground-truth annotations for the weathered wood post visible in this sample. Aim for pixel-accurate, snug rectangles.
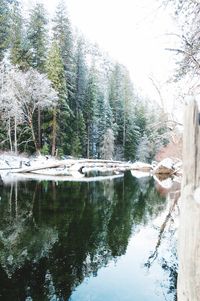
[178,99,200,300]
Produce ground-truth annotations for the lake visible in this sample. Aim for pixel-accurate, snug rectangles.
[0,172,179,301]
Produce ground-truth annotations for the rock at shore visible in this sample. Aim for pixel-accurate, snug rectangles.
[153,158,175,175]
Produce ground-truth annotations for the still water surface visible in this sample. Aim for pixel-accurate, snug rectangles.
[0,172,178,301]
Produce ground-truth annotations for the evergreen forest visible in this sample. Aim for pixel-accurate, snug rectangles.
[0,0,168,161]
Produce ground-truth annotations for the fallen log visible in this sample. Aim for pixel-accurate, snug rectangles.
[10,159,133,175]
[11,162,68,174]
[130,161,152,171]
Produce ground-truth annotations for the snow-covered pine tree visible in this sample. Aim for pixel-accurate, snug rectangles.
[26,3,49,150]
[46,41,69,156]
[52,0,75,105]
[27,3,48,72]
[9,2,25,68]
[70,35,87,156]
[0,0,10,61]
[83,62,98,158]
[101,128,115,160]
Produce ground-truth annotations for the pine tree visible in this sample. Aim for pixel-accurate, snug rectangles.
[52,0,74,103]
[136,134,151,162]
[9,2,25,68]
[124,117,140,161]
[101,128,115,160]
[95,93,106,153]
[46,41,69,156]
[121,68,138,160]
[108,64,124,152]
[27,3,48,149]
[94,93,113,158]
[69,35,87,156]
[83,63,98,158]
[0,0,10,61]
[74,36,87,119]
[27,3,48,72]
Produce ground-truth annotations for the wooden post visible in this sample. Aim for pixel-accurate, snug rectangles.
[178,99,200,300]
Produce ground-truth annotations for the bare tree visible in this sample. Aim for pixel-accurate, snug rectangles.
[0,63,58,154]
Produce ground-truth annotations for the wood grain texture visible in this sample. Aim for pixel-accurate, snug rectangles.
[178,100,200,300]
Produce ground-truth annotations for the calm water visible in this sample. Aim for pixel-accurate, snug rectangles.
[0,172,178,301]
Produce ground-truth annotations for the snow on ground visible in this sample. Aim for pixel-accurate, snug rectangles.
[0,153,59,170]
[1,171,124,184]
[131,170,150,178]
[155,158,174,170]
[0,153,125,183]
[0,153,27,169]
[131,161,152,171]
[0,153,183,184]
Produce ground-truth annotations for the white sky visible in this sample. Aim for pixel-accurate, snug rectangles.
[68,0,179,110]
[23,0,179,110]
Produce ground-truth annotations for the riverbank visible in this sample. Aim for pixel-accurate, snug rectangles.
[0,152,182,185]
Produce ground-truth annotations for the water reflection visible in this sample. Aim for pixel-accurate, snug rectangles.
[0,172,177,300]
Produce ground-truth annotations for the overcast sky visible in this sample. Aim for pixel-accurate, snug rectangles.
[23,0,179,108]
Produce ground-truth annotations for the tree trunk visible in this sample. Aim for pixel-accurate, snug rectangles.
[51,108,57,156]
[8,117,13,152]
[123,111,126,156]
[38,106,41,150]
[178,99,200,301]
[14,115,17,154]
[30,121,40,155]
[87,125,90,159]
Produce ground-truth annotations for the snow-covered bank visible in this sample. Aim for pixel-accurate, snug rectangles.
[0,153,183,184]
[1,172,124,185]
[0,153,128,183]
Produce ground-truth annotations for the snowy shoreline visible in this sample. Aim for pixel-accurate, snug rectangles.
[0,153,182,185]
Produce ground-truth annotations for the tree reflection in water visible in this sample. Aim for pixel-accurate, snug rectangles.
[145,177,180,301]
[0,172,178,300]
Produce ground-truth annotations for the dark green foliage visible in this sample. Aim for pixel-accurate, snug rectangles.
[74,37,87,112]
[9,2,31,70]
[124,117,140,160]
[108,63,124,145]
[0,0,10,61]
[71,134,82,157]
[83,63,98,157]
[52,0,73,66]
[52,0,75,103]
[9,2,23,67]
[0,121,8,150]
[68,36,87,157]
[27,3,48,72]
[46,41,67,104]
[46,41,70,154]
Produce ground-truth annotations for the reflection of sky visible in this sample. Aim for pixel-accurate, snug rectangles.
[70,219,174,301]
